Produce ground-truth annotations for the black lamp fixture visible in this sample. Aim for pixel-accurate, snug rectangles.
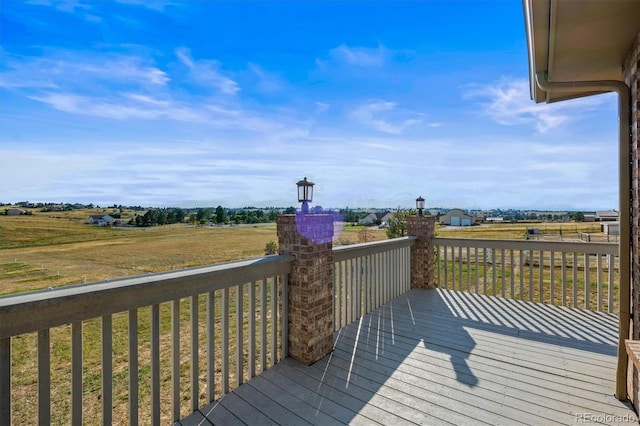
[296,177,314,214]
[416,196,425,216]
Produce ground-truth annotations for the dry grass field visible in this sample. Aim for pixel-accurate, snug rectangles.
[0,211,387,296]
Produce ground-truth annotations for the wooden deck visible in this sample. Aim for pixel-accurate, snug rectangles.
[178,288,636,425]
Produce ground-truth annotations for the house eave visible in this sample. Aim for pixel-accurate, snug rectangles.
[523,0,640,104]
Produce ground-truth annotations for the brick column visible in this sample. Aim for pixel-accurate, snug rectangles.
[277,214,334,365]
[624,30,640,407]
[407,215,436,289]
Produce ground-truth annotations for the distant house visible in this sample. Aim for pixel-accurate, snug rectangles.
[87,215,115,227]
[485,216,504,223]
[583,212,596,222]
[439,209,475,226]
[6,208,26,216]
[358,211,393,226]
[595,211,618,222]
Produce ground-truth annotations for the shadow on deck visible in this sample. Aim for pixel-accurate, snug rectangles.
[179,288,636,425]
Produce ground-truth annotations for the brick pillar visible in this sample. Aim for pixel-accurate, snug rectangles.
[277,214,334,365]
[407,215,436,289]
[624,30,640,407]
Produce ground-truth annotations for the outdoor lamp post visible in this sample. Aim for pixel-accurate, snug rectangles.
[416,196,425,216]
[297,177,314,214]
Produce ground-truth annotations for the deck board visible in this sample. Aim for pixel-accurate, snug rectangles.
[180,288,636,425]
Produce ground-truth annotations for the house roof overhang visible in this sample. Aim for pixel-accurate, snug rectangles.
[523,0,640,103]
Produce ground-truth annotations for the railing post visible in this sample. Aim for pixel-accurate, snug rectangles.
[408,215,436,289]
[277,214,334,365]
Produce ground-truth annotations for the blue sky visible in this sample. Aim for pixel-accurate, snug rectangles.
[0,0,619,210]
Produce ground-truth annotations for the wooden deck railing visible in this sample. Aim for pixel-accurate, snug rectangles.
[332,237,416,330]
[0,254,293,425]
[434,237,619,313]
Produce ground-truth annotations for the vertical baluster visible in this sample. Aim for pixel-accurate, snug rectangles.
[550,251,555,305]
[509,249,515,299]
[151,304,160,426]
[436,244,441,286]
[467,247,471,292]
[236,284,244,385]
[474,247,479,293]
[71,321,83,426]
[383,252,388,303]
[171,299,180,421]
[341,260,346,327]
[584,253,590,310]
[38,329,50,425]
[0,337,10,426]
[492,249,497,296]
[206,292,215,402]
[270,276,277,366]
[281,274,289,359]
[561,252,567,306]
[501,249,505,298]
[443,246,448,290]
[248,282,256,378]
[483,248,488,295]
[454,246,464,291]
[538,251,544,303]
[572,252,578,308]
[389,250,393,301]
[450,246,455,290]
[355,257,361,319]
[364,255,370,314]
[528,251,534,302]
[335,262,341,330]
[406,246,411,292]
[191,295,199,412]
[397,249,401,296]
[128,310,138,426]
[608,255,615,313]
[394,249,399,297]
[222,288,229,394]
[102,315,112,425]
[345,259,350,325]
[597,254,603,312]
[260,279,267,371]
[519,250,524,300]
[375,253,381,309]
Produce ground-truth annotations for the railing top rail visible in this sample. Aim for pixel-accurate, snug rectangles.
[333,236,417,262]
[0,254,294,339]
[433,236,618,255]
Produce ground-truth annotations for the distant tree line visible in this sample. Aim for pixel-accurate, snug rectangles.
[129,208,186,227]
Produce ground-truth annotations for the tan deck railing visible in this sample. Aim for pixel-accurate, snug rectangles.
[434,237,619,313]
[0,254,293,425]
[333,237,416,330]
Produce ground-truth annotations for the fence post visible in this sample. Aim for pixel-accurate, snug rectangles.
[277,214,334,365]
[408,215,436,289]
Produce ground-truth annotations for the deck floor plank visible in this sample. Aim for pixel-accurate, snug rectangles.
[190,288,636,425]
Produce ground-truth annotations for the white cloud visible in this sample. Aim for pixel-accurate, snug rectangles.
[328,44,391,67]
[315,102,330,114]
[115,0,177,11]
[463,78,607,133]
[351,100,423,134]
[246,63,284,94]
[175,48,239,95]
[0,52,168,90]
